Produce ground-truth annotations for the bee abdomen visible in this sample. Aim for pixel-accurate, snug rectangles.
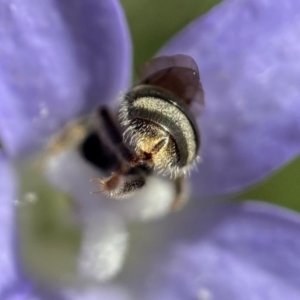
[120,85,199,169]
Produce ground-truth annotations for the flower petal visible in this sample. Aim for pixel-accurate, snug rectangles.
[143,202,300,300]
[160,0,300,196]
[45,149,130,281]
[0,151,33,297]
[31,284,130,300]
[62,285,131,300]
[45,146,175,280]
[1,151,131,299]
[0,0,131,157]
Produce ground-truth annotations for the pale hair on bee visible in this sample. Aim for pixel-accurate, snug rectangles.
[88,54,204,211]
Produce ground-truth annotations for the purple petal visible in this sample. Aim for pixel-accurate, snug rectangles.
[23,285,130,300]
[160,0,300,196]
[144,202,300,300]
[61,285,131,300]
[0,151,32,298]
[0,151,130,299]
[0,0,131,157]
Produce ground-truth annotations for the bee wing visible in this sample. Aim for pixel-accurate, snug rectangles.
[138,54,204,109]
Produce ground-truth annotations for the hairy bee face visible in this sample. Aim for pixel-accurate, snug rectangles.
[89,54,204,210]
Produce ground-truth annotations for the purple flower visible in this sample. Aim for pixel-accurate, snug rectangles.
[0,0,300,299]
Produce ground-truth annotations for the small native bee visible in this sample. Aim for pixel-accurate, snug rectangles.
[81,54,204,210]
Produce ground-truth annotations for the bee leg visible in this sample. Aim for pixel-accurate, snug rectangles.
[96,107,133,162]
[96,107,122,146]
[170,176,189,212]
[91,169,146,198]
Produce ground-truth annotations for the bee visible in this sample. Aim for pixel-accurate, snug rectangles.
[81,54,204,211]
